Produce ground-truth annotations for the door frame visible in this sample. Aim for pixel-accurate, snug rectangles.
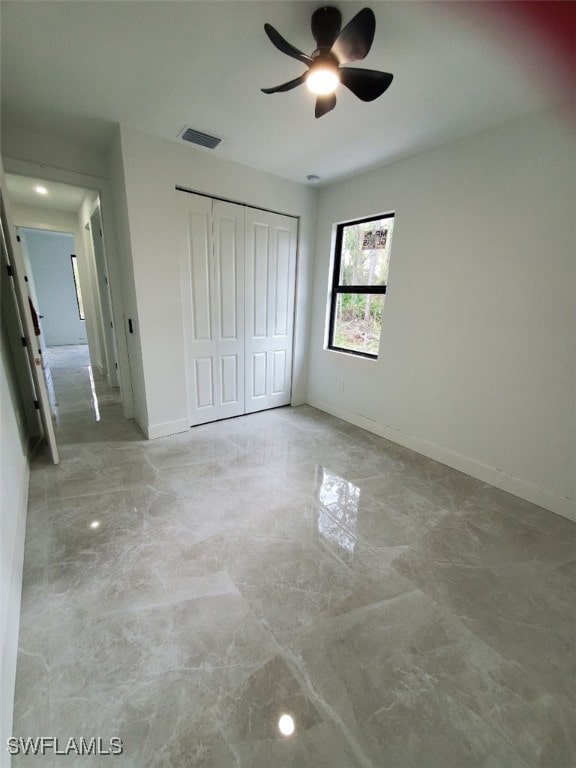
[2,158,134,420]
[89,204,119,387]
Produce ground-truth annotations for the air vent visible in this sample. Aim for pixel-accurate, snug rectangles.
[180,127,222,149]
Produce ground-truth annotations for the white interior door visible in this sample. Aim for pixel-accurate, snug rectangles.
[178,192,245,425]
[17,229,57,417]
[1,176,59,463]
[244,208,297,413]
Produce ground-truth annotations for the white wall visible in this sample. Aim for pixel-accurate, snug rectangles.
[0,319,30,768]
[308,109,575,520]
[1,125,108,179]
[114,126,317,438]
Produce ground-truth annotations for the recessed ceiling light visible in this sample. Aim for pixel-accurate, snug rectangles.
[35,185,48,195]
[278,713,295,736]
[89,520,101,530]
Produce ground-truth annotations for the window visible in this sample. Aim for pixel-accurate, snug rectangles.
[70,255,85,320]
[327,213,395,358]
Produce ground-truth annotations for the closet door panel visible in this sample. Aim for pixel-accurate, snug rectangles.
[252,351,267,400]
[268,219,297,408]
[221,355,239,404]
[272,350,287,395]
[195,357,215,409]
[252,223,269,338]
[245,209,297,413]
[211,199,245,420]
[216,213,239,340]
[189,212,213,342]
[178,193,220,425]
[179,193,245,424]
[274,227,291,337]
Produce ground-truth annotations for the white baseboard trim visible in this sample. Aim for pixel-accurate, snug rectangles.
[146,418,191,440]
[307,396,575,523]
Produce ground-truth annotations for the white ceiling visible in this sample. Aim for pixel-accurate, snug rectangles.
[0,1,569,187]
[5,175,89,213]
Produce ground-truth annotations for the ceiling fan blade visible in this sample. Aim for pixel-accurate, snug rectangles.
[264,23,312,65]
[261,74,307,94]
[315,93,337,119]
[331,8,375,64]
[340,68,393,102]
[311,6,342,49]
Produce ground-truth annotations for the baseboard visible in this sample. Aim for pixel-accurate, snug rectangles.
[307,396,575,523]
[146,418,190,440]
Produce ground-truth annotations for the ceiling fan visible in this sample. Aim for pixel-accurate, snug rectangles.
[261,6,393,118]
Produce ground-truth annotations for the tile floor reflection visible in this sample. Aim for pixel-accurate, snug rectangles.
[315,467,360,565]
[13,346,576,766]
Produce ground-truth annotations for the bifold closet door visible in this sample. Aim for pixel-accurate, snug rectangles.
[244,208,297,413]
[178,192,245,425]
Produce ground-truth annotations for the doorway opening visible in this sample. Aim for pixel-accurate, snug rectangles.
[6,173,123,430]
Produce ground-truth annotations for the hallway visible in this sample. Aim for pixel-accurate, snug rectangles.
[12,347,575,767]
[45,344,124,441]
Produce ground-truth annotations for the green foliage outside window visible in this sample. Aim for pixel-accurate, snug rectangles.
[329,214,394,357]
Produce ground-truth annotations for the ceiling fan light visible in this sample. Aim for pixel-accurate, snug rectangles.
[306,67,340,95]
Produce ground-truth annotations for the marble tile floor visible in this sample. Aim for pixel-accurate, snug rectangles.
[13,346,576,767]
